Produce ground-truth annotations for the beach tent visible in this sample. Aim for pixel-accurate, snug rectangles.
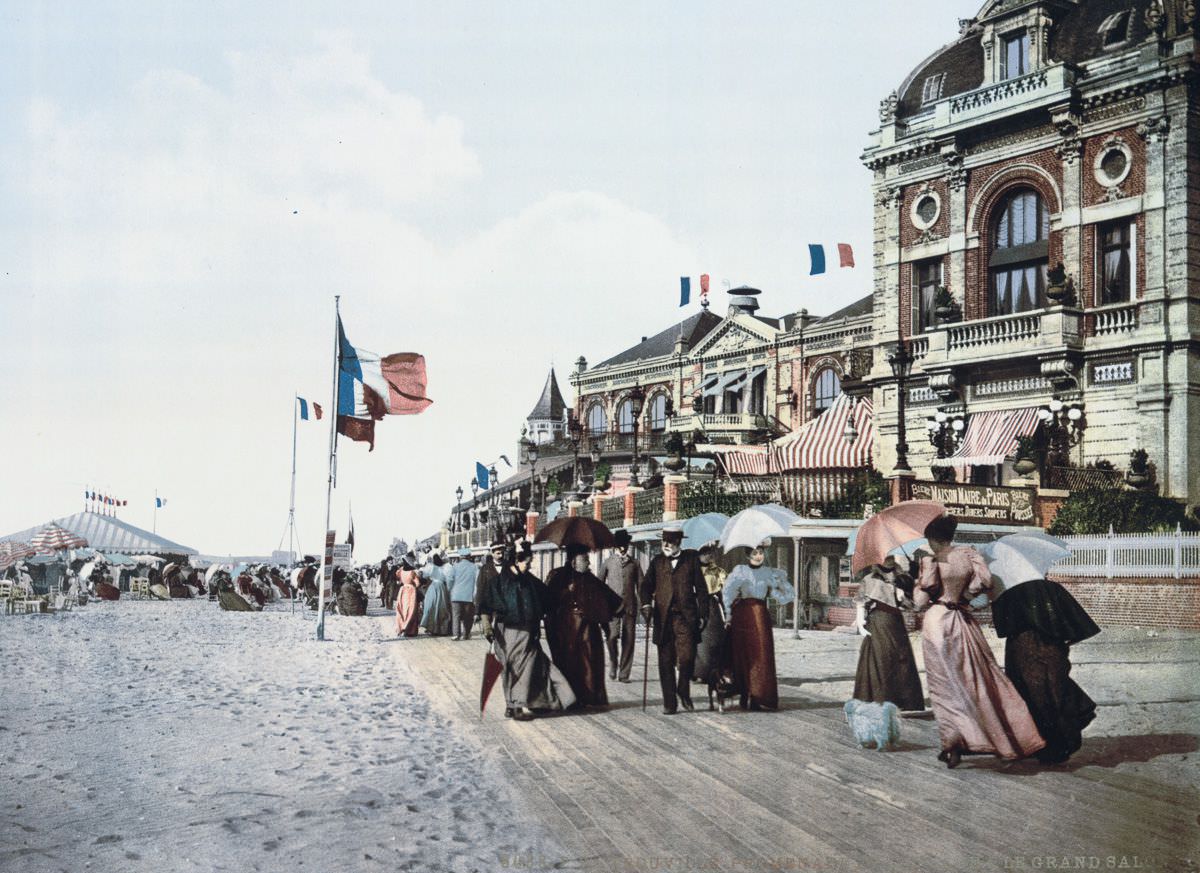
[0,511,197,558]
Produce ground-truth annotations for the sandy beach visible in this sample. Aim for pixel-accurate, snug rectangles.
[0,601,563,873]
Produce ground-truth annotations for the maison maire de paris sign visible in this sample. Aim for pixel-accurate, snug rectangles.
[912,482,1036,525]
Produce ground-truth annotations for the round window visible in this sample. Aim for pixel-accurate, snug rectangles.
[909,190,942,231]
[1093,140,1133,188]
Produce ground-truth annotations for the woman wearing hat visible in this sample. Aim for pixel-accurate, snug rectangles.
[479,540,575,720]
[693,542,728,695]
[851,554,925,712]
[419,553,453,636]
[546,544,622,708]
[915,514,1045,767]
[394,555,423,637]
[722,540,795,711]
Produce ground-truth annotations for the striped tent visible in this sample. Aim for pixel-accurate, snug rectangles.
[711,444,771,477]
[930,407,1041,468]
[772,394,875,471]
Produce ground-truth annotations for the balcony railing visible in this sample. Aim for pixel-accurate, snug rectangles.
[633,487,664,525]
[946,312,1041,352]
[1042,465,1125,491]
[1092,303,1138,337]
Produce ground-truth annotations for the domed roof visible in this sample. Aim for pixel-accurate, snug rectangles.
[895,1,1157,120]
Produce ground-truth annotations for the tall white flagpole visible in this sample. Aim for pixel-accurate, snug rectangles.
[288,394,300,560]
[316,296,341,640]
[154,490,158,533]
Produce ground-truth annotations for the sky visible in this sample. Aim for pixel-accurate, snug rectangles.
[0,0,970,560]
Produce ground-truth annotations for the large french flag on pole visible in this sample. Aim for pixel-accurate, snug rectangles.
[336,318,432,450]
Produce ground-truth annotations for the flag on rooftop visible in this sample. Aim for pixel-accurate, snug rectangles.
[808,243,855,275]
[680,276,691,307]
[336,317,432,451]
[476,461,490,489]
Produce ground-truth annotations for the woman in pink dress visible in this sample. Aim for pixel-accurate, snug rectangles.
[915,515,1045,768]
[394,559,422,637]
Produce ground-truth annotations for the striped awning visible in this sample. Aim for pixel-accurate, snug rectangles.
[930,407,1041,467]
[714,444,771,476]
[772,394,874,471]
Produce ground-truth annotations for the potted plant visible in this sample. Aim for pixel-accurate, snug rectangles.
[662,433,686,472]
[1046,262,1068,303]
[934,286,961,323]
[1012,435,1039,475]
[1125,448,1153,489]
[592,461,612,488]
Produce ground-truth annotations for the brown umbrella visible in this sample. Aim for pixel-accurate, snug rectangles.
[533,517,616,550]
[479,652,504,718]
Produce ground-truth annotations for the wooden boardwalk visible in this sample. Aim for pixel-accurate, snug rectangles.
[382,614,1199,873]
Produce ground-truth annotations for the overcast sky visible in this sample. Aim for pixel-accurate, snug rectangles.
[0,1,970,559]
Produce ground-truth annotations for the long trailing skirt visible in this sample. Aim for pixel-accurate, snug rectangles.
[421,581,453,636]
[729,598,778,710]
[395,585,421,637]
[547,610,608,707]
[693,594,727,686]
[1005,629,1096,763]
[497,622,576,711]
[921,604,1045,759]
[853,602,925,711]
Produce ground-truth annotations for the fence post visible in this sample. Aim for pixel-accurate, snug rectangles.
[1105,525,1114,579]
[1174,523,1182,580]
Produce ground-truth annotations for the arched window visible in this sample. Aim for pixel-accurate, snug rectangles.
[648,394,668,431]
[990,188,1049,315]
[617,398,635,434]
[813,368,841,413]
[587,403,607,437]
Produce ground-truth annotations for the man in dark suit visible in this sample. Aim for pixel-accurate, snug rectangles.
[475,537,508,643]
[639,526,708,714]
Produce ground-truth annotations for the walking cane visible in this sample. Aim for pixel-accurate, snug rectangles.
[641,611,651,712]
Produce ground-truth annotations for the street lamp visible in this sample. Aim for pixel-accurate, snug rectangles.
[489,464,500,540]
[628,385,646,487]
[1037,398,1084,467]
[526,437,539,512]
[842,415,859,446]
[567,416,583,495]
[455,485,464,531]
[887,339,914,474]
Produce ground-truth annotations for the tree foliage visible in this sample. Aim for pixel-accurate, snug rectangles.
[1048,484,1197,535]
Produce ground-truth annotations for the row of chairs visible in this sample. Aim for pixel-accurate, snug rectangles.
[0,581,43,614]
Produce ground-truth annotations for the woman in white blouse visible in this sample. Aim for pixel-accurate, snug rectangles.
[722,540,796,710]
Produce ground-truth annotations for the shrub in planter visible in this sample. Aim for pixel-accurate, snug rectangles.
[1047,484,1198,535]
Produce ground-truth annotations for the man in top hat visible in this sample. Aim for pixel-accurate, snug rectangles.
[598,529,643,682]
[639,524,708,714]
[475,537,508,645]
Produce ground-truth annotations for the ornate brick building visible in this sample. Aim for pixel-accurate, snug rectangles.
[863,0,1198,502]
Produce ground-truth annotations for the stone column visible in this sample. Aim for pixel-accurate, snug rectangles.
[592,495,605,521]
[888,471,915,505]
[567,501,582,518]
[524,511,538,540]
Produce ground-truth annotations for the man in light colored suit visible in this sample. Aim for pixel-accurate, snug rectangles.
[598,529,642,682]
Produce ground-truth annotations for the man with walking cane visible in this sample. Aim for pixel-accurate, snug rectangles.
[639,525,708,714]
[599,529,642,683]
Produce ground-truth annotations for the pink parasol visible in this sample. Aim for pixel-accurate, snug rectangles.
[31,524,88,555]
[851,500,946,575]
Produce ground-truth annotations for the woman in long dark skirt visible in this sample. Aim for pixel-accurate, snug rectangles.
[722,541,795,711]
[852,555,925,712]
[992,577,1099,763]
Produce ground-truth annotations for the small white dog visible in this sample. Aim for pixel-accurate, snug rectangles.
[844,699,901,751]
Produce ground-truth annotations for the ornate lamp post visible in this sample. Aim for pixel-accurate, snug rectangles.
[887,339,914,474]
[568,415,583,495]
[488,463,500,538]
[1037,398,1084,468]
[628,385,646,487]
[455,485,464,531]
[526,438,540,512]
[589,433,604,487]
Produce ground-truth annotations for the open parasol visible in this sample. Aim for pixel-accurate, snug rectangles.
[0,541,37,571]
[719,504,800,551]
[850,500,945,574]
[31,523,88,554]
[533,516,615,550]
[681,513,730,551]
[979,533,1071,594]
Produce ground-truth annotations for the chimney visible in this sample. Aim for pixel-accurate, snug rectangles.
[574,355,588,375]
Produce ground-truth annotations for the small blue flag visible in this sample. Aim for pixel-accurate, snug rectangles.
[808,244,826,275]
[298,398,310,420]
[680,276,691,307]
[476,462,490,490]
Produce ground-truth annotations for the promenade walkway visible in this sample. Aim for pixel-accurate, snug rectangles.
[389,615,1199,873]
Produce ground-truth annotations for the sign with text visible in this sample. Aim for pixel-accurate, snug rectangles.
[331,544,353,571]
[322,530,336,596]
[911,482,1036,525]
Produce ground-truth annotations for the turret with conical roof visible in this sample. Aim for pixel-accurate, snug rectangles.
[527,368,568,445]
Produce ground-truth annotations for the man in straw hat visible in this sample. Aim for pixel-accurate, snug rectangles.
[598,529,643,683]
[639,524,708,714]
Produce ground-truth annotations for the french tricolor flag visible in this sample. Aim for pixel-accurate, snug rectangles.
[336,318,432,450]
[808,243,855,275]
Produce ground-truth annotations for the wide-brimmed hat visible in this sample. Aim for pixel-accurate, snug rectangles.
[612,529,632,548]
[661,524,684,545]
[488,537,506,550]
[456,547,471,558]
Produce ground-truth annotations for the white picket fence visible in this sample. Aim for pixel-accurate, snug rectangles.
[1053,526,1200,579]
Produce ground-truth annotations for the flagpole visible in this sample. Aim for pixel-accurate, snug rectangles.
[154,490,158,533]
[288,394,299,561]
[316,296,341,641]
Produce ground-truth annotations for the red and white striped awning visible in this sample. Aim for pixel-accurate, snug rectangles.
[772,394,874,471]
[711,444,771,476]
[930,407,1041,467]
